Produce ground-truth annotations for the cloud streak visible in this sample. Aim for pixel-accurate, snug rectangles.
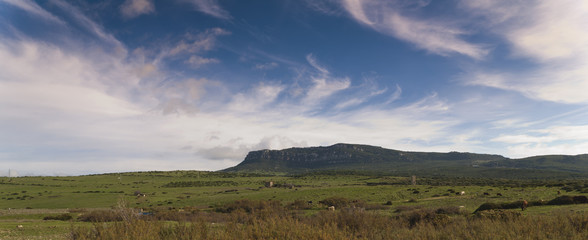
[0,0,65,25]
[182,0,231,20]
[120,0,155,19]
[51,0,126,53]
[339,0,488,59]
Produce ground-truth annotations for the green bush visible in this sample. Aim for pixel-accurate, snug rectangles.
[318,197,350,208]
[398,208,450,228]
[77,210,123,222]
[547,195,588,205]
[548,195,575,205]
[475,201,525,212]
[474,209,522,221]
[289,200,312,210]
[43,213,73,221]
[214,199,283,213]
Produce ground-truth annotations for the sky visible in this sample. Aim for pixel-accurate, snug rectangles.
[1,0,588,176]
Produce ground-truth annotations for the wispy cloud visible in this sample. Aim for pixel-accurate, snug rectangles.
[339,0,488,59]
[0,0,65,25]
[491,125,588,157]
[181,0,231,20]
[167,28,229,56]
[120,0,155,19]
[254,62,278,70]
[51,0,126,53]
[228,82,285,112]
[186,55,220,67]
[460,0,588,104]
[303,0,341,16]
[157,28,229,69]
[303,54,350,104]
[305,54,330,75]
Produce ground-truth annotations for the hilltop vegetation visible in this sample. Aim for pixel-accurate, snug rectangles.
[225,143,588,178]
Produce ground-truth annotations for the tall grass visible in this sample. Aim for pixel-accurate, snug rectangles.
[70,199,588,240]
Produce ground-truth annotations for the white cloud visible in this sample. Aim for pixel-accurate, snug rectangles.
[460,0,588,104]
[492,135,555,144]
[340,0,488,59]
[182,0,231,20]
[305,54,329,75]
[153,78,222,115]
[385,13,488,59]
[461,0,588,62]
[228,82,285,112]
[198,136,308,161]
[386,84,402,104]
[342,0,373,25]
[504,142,588,158]
[160,28,229,67]
[254,62,278,70]
[120,0,155,19]
[305,77,350,103]
[0,0,65,25]
[334,98,365,110]
[302,54,350,104]
[304,0,341,16]
[167,28,229,56]
[491,125,588,157]
[186,55,220,67]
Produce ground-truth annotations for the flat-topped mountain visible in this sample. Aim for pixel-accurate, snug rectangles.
[224,143,588,178]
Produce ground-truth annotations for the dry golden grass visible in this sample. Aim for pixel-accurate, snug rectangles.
[70,199,588,240]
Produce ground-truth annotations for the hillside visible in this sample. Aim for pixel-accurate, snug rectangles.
[224,143,588,178]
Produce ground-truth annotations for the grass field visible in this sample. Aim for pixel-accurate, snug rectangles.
[1,171,587,239]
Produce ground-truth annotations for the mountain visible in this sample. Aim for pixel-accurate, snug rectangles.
[224,143,588,178]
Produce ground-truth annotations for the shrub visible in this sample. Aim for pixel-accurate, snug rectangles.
[318,197,350,209]
[573,195,588,203]
[364,203,388,211]
[435,206,462,215]
[77,210,123,222]
[214,199,283,213]
[395,205,424,213]
[474,201,525,212]
[548,195,588,205]
[474,209,522,221]
[289,200,312,210]
[548,195,575,205]
[43,213,72,221]
[398,208,450,228]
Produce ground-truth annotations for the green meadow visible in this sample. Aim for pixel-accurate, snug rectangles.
[1,171,587,239]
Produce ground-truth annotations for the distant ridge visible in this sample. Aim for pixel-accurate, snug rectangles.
[223,143,588,178]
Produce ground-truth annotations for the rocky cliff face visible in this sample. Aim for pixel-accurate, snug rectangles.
[227,143,417,172]
[223,143,588,177]
[238,144,360,170]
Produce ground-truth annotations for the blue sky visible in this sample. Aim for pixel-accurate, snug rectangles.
[1,0,588,176]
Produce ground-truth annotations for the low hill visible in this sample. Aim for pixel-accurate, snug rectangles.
[224,143,588,178]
